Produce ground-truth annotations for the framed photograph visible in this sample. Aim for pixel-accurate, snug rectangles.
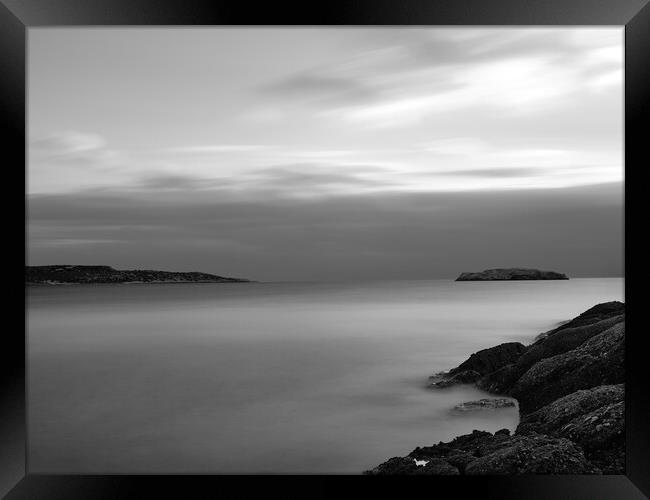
[3,0,649,497]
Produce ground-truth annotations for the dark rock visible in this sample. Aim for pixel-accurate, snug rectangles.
[456,268,568,281]
[464,434,600,475]
[363,457,418,475]
[367,302,626,475]
[495,314,625,394]
[409,430,500,460]
[413,459,461,475]
[449,342,527,377]
[536,301,625,340]
[434,342,526,389]
[517,384,624,436]
[429,370,481,388]
[476,363,520,394]
[557,401,624,474]
[438,450,476,473]
[364,456,459,475]
[511,321,625,414]
[557,401,624,452]
[477,302,625,397]
[369,430,600,475]
[453,398,516,412]
[521,314,624,371]
[516,384,625,474]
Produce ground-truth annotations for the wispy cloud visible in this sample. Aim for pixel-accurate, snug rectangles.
[261,73,379,105]
[253,29,622,129]
[163,145,271,154]
[29,29,622,198]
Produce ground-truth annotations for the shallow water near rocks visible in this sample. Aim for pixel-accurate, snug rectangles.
[27,277,623,473]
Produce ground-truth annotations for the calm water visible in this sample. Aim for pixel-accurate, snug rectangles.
[27,278,623,473]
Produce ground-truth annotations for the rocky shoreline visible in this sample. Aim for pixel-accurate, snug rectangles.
[365,301,625,475]
[26,265,252,285]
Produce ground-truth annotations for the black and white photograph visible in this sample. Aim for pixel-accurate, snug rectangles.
[25,26,626,476]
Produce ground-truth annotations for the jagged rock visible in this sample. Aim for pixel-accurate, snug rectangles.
[516,384,625,474]
[410,430,511,460]
[432,342,526,389]
[536,301,625,340]
[429,370,481,388]
[476,363,520,394]
[511,321,625,414]
[464,434,600,475]
[364,456,459,475]
[496,315,625,393]
[363,457,416,475]
[367,302,626,475]
[558,401,624,454]
[413,459,460,475]
[554,401,624,474]
[456,268,568,281]
[453,398,516,412]
[476,303,625,396]
[367,430,600,475]
[449,342,527,377]
[521,314,624,371]
[517,384,624,436]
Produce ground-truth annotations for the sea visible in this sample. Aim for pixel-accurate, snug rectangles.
[26,277,624,473]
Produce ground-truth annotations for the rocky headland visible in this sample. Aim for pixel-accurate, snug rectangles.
[456,268,569,281]
[26,265,252,285]
[366,301,625,475]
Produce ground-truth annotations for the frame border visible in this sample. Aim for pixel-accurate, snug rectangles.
[3,0,648,497]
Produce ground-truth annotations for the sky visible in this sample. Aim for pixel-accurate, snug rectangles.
[27,28,624,281]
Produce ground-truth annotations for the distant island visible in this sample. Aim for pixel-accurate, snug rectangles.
[456,268,569,281]
[26,265,252,285]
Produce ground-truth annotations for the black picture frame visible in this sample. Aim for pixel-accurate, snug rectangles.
[3,0,648,497]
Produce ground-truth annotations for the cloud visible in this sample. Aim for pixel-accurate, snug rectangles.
[29,131,132,193]
[163,145,270,154]
[30,131,107,155]
[127,165,392,200]
[253,28,622,129]
[438,167,546,178]
[137,174,220,191]
[120,149,623,200]
[36,238,123,247]
[261,73,379,105]
[27,182,623,280]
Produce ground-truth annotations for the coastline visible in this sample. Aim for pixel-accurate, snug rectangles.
[366,301,625,475]
[26,280,256,286]
[25,265,253,285]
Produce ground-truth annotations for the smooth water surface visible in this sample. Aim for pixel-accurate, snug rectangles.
[27,278,623,473]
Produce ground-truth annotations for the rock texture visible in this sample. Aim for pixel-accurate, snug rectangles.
[511,320,624,413]
[429,342,526,388]
[456,268,569,281]
[450,342,527,377]
[429,369,481,388]
[453,398,516,412]
[536,302,625,339]
[366,429,599,475]
[367,301,625,475]
[26,265,252,285]
[517,385,624,474]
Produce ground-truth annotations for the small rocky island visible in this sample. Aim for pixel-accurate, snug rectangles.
[456,268,569,281]
[366,301,624,475]
[26,265,252,285]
